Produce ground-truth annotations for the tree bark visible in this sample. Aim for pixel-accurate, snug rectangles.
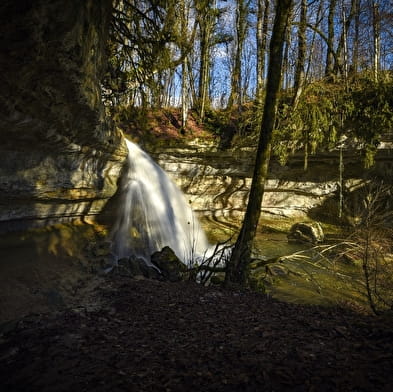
[180,0,189,130]
[325,0,337,78]
[228,0,249,108]
[333,0,356,80]
[196,0,215,121]
[282,5,293,89]
[352,0,360,75]
[292,0,307,109]
[225,0,293,286]
[305,0,323,81]
[371,0,380,82]
[255,0,270,127]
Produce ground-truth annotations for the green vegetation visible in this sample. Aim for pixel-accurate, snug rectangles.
[274,75,393,168]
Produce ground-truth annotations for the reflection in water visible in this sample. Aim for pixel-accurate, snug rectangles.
[111,139,210,264]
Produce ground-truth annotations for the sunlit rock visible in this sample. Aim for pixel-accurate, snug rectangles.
[287,222,325,244]
[150,143,391,226]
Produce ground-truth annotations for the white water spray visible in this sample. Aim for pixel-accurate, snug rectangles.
[110,139,210,265]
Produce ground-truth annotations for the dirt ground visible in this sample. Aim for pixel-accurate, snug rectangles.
[1,276,393,392]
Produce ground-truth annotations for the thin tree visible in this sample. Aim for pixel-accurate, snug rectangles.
[292,0,307,109]
[333,0,357,81]
[282,5,293,89]
[196,0,216,121]
[255,0,270,125]
[371,0,381,82]
[180,0,191,131]
[325,0,338,78]
[227,0,249,108]
[225,0,293,286]
[351,0,360,76]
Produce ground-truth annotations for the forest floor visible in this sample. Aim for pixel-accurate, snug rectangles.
[1,275,393,392]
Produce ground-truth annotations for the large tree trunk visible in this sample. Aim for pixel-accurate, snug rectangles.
[225,0,293,286]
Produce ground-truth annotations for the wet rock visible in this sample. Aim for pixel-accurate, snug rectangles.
[151,246,187,282]
[127,256,144,277]
[287,222,324,244]
[111,257,144,278]
[141,264,162,280]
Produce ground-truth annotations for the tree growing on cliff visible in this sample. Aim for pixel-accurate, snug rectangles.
[225,0,293,286]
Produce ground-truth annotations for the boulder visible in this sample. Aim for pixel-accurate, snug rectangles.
[287,222,324,244]
[138,260,162,280]
[151,246,187,282]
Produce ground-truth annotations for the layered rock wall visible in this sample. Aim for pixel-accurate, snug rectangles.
[0,0,127,231]
[150,143,392,224]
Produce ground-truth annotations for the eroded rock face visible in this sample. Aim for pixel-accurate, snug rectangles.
[0,0,127,230]
[150,144,391,224]
[151,146,338,222]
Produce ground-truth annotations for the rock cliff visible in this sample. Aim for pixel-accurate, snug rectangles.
[0,0,127,232]
[149,141,392,226]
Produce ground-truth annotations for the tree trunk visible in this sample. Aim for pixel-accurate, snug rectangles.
[338,145,344,219]
[180,0,189,130]
[255,0,270,127]
[199,26,210,121]
[197,1,215,121]
[292,0,307,109]
[305,0,323,81]
[225,0,293,286]
[341,2,349,82]
[228,0,249,108]
[333,0,356,80]
[181,57,189,130]
[304,131,309,171]
[282,6,293,89]
[352,0,360,75]
[371,0,380,83]
[325,0,337,78]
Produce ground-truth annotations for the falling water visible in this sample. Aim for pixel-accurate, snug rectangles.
[110,139,210,265]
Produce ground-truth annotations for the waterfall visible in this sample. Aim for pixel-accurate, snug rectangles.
[110,139,210,265]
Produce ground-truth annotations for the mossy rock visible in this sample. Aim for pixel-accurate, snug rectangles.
[287,222,324,244]
[151,246,187,282]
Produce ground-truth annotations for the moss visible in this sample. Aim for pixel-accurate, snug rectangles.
[251,249,370,311]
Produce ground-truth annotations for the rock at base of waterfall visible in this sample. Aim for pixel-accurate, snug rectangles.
[287,222,324,244]
[151,247,187,282]
[113,257,161,280]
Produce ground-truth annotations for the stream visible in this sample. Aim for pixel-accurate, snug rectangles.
[202,217,369,311]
